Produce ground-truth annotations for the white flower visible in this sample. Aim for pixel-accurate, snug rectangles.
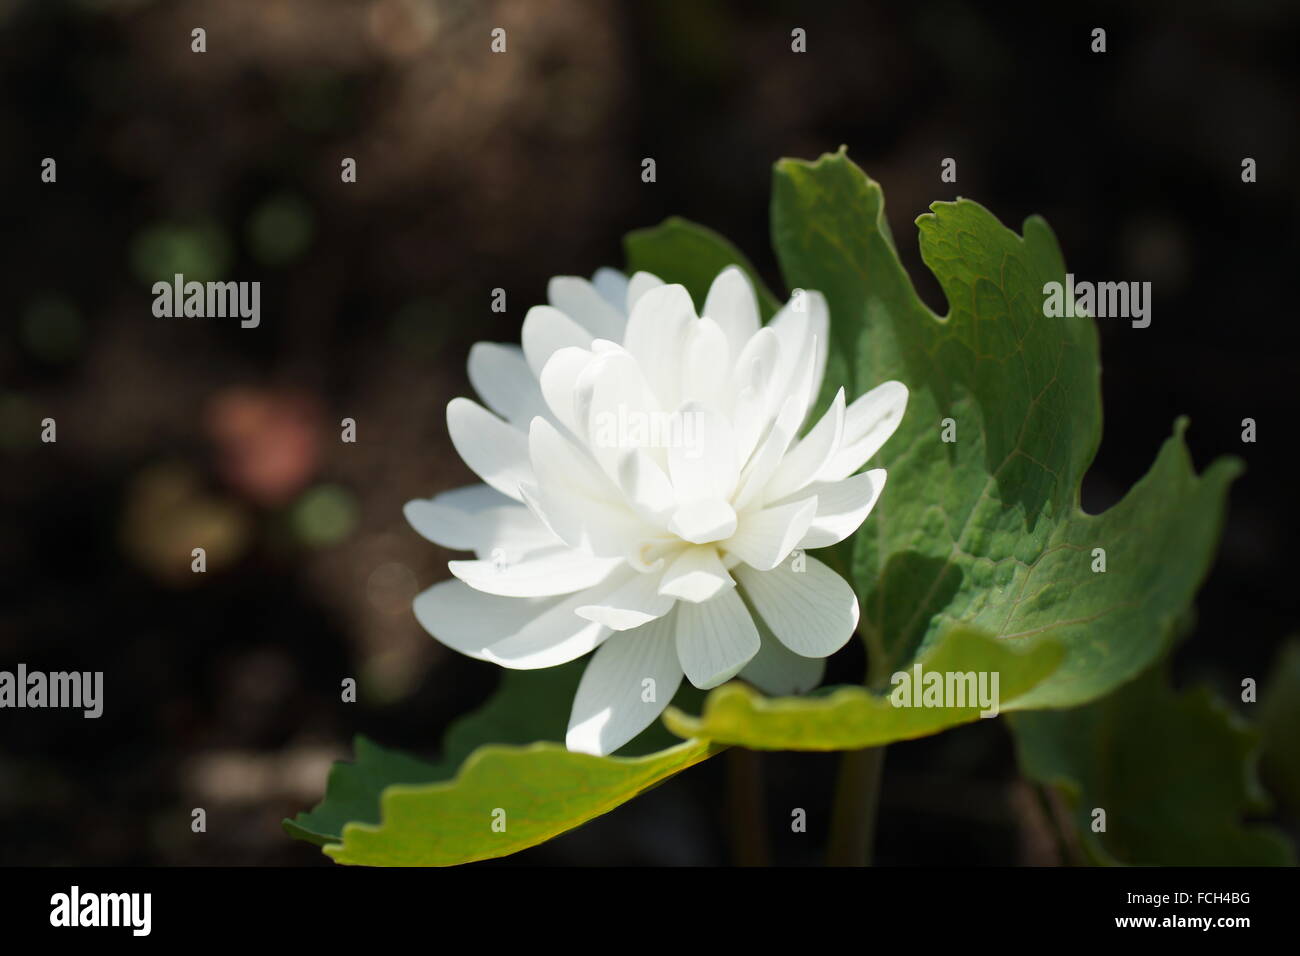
[406,266,908,755]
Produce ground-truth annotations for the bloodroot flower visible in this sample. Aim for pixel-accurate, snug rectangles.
[407,267,908,755]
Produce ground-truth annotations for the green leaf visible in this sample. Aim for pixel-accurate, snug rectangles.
[625,216,782,320]
[1259,637,1300,820]
[663,625,1062,749]
[284,663,584,845]
[285,737,442,847]
[1009,665,1294,865]
[285,662,717,863]
[770,149,1240,711]
[324,738,718,866]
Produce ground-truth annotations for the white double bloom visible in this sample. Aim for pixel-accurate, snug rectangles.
[406,266,908,755]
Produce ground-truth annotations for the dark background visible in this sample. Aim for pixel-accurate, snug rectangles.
[0,0,1296,865]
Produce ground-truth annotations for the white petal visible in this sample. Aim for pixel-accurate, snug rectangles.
[422,483,513,513]
[622,284,695,409]
[820,381,909,481]
[679,316,731,410]
[466,506,561,560]
[739,622,826,696]
[734,557,858,658]
[576,568,675,630]
[520,479,650,561]
[723,496,818,571]
[732,395,802,511]
[526,417,653,555]
[667,498,738,544]
[467,342,548,427]
[413,579,613,669]
[538,346,596,436]
[659,545,735,603]
[806,297,830,409]
[404,498,556,559]
[762,388,846,502]
[737,340,819,498]
[446,397,532,502]
[730,327,781,463]
[529,416,622,505]
[582,348,661,480]
[566,613,683,756]
[404,499,480,551]
[702,266,761,359]
[449,546,621,597]
[674,588,760,689]
[548,276,626,341]
[782,469,887,548]
[667,401,739,504]
[625,270,664,315]
[516,481,580,551]
[522,304,593,376]
[786,331,822,431]
[591,267,630,313]
[770,290,829,415]
[731,325,780,391]
[616,449,675,523]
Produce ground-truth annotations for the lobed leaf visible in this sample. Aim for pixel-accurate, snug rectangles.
[771,150,1240,711]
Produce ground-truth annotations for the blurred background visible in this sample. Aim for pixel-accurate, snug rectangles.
[0,0,1296,865]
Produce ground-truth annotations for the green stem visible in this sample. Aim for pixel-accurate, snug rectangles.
[827,746,886,866]
[726,747,771,866]
[859,621,888,689]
